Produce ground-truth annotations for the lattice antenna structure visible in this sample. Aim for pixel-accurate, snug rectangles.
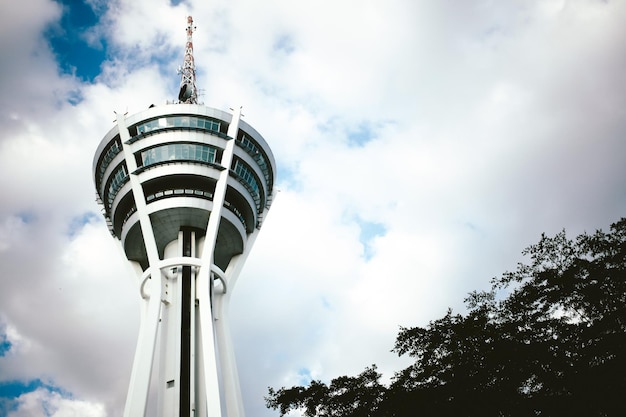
[178,16,198,104]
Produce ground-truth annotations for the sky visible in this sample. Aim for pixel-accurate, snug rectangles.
[0,0,625,416]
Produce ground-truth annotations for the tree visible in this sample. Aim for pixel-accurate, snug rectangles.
[266,218,626,416]
[266,366,386,417]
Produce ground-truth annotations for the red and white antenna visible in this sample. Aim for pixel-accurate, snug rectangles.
[178,16,197,104]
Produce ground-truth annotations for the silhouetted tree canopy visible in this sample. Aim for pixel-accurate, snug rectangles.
[266,218,626,416]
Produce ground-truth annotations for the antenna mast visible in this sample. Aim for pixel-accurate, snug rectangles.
[178,16,197,104]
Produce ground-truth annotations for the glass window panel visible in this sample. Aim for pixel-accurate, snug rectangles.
[139,144,218,167]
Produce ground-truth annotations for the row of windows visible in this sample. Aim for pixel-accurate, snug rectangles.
[104,154,259,213]
[97,125,271,199]
[237,134,272,188]
[142,189,247,229]
[97,139,122,188]
[136,116,221,135]
[140,143,217,167]
[233,159,261,208]
[120,204,137,231]
[107,165,129,208]
[117,191,248,232]
[146,188,214,202]
[223,200,247,230]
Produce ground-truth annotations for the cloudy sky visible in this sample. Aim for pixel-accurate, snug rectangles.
[1,0,625,416]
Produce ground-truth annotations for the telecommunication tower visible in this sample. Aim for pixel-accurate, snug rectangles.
[93,16,275,417]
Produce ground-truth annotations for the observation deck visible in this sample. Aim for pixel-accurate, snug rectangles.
[93,104,276,272]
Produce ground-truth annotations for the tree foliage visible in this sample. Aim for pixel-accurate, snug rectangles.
[266,218,626,416]
[266,366,386,417]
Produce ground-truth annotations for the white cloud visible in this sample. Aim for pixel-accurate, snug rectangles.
[1,0,625,416]
[7,388,105,417]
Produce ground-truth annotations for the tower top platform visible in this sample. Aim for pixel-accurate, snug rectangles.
[93,103,276,271]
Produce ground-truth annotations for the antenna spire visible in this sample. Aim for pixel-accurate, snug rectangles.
[178,16,198,104]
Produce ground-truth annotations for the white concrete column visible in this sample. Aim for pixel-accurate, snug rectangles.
[213,227,261,417]
[116,112,164,417]
[196,107,243,416]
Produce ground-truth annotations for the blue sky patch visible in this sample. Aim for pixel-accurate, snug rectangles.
[46,0,107,82]
[67,212,100,237]
[0,380,44,400]
[17,211,36,225]
[347,124,376,147]
[151,43,183,85]
[0,332,10,357]
[0,379,71,399]
[273,35,296,55]
[297,367,313,385]
[0,379,72,416]
[320,296,331,310]
[276,164,301,191]
[355,218,387,260]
